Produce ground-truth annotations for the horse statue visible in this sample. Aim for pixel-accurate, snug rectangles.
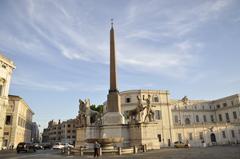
[127,95,146,123]
[181,96,189,105]
[78,99,100,126]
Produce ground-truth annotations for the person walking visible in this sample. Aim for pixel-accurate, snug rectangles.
[94,141,101,157]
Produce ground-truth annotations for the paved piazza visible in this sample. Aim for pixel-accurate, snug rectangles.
[0,146,239,159]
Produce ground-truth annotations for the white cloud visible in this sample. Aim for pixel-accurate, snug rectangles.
[12,73,106,92]
[0,0,234,79]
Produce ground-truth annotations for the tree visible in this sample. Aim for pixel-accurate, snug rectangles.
[90,104,104,113]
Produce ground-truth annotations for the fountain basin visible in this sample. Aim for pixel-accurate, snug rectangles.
[85,137,124,150]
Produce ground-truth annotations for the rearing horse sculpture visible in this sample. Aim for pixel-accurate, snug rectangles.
[127,95,146,122]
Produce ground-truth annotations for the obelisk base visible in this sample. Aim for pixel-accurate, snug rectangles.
[102,112,125,125]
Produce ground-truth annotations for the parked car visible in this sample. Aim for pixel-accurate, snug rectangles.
[174,141,189,148]
[64,143,74,148]
[16,142,36,153]
[33,143,43,150]
[42,143,52,149]
[52,143,64,149]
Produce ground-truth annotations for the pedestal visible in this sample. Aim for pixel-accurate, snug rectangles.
[102,112,125,125]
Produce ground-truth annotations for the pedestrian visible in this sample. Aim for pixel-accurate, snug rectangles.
[94,141,100,158]
[186,140,190,149]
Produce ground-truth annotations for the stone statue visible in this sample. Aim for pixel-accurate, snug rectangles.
[78,99,100,126]
[78,99,87,126]
[127,95,146,123]
[143,95,155,122]
[181,96,189,105]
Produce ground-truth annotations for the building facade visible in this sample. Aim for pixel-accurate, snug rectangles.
[0,54,15,150]
[3,95,34,148]
[171,94,240,147]
[42,119,79,145]
[119,90,240,147]
[31,122,40,143]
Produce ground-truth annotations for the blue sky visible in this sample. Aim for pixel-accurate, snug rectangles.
[0,0,240,131]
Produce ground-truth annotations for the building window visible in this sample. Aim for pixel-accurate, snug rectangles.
[196,115,199,122]
[231,101,234,106]
[209,105,212,110]
[210,115,214,122]
[125,97,131,103]
[203,115,207,122]
[67,130,71,133]
[199,132,203,140]
[157,134,161,142]
[72,136,76,138]
[223,103,227,107]
[202,106,205,110]
[219,114,222,122]
[225,113,230,122]
[154,110,161,120]
[142,95,145,100]
[5,115,12,125]
[68,124,71,127]
[174,115,178,123]
[233,111,237,119]
[0,85,3,96]
[185,118,191,125]
[153,96,159,102]
[67,136,70,139]
[72,130,76,133]
[4,132,9,135]
[231,130,235,138]
[216,105,220,109]
[178,133,182,142]
[189,133,193,140]
[222,131,226,138]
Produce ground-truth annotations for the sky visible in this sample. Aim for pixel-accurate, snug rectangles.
[0,0,240,131]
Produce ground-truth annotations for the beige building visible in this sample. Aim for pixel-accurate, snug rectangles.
[172,94,240,147]
[3,95,34,148]
[0,54,15,150]
[118,90,240,147]
[42,119,78,145]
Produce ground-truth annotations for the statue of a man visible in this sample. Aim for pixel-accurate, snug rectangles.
[143,95,155,122]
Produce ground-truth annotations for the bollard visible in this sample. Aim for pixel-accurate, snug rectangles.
[61,147,65,154]
[143,144,147,152]
[79,147,84,156]
[67,147,71,155]
[99,147,102,156]
[118,147,122,155]
[134,146,138,154]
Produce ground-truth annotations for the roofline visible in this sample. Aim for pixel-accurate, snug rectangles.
[0,53,16,69]
[8,94,34,115]
[120,89,169,94]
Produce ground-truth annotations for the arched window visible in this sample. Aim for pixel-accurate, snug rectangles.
[185,118,191,125]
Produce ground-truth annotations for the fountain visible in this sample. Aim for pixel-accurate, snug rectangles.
[85,137,123,150]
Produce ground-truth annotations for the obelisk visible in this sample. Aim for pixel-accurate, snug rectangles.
[102,20,124,125]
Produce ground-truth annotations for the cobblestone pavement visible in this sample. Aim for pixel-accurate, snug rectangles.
[0,145,239,159]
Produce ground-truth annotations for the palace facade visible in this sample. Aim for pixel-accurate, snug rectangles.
[119,90,240,147]
[0,54,15,149]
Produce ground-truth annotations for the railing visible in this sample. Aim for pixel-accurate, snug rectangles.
[61,145,147,156]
